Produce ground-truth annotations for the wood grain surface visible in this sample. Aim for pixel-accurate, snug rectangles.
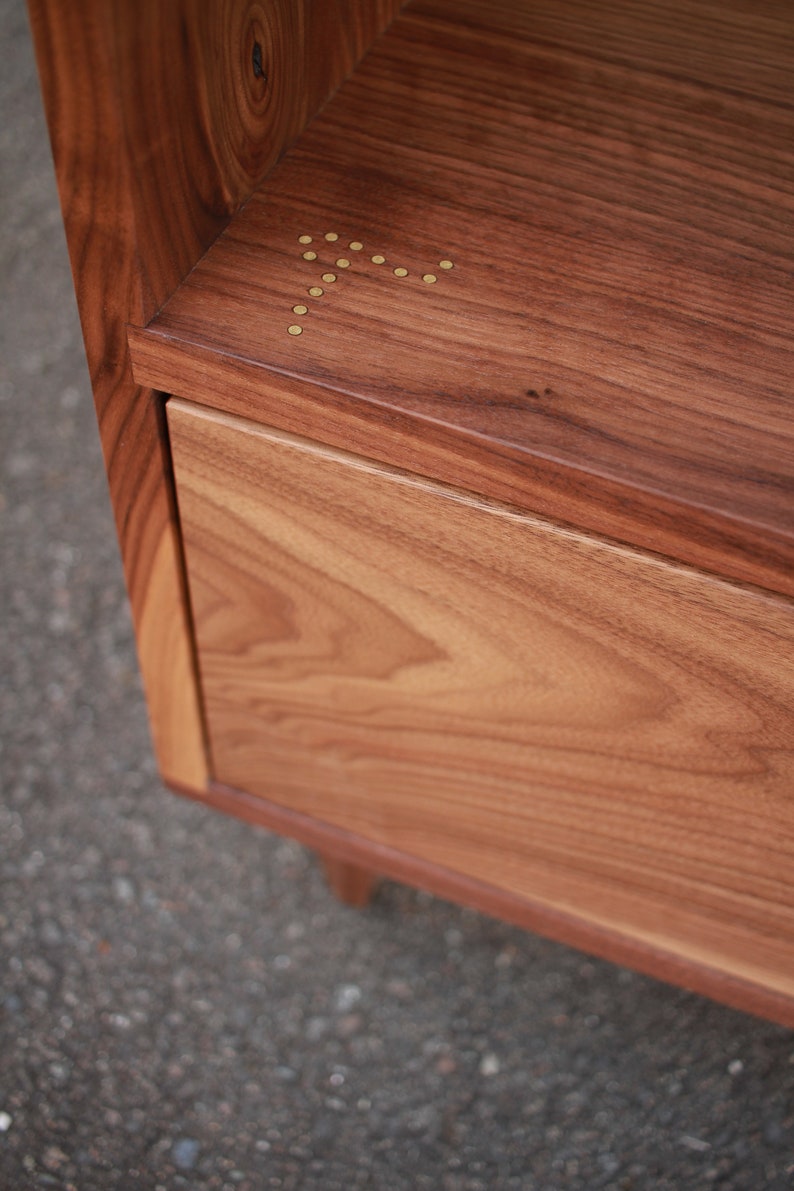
[167,398,794,1003]
[131,0,794,597]
[27,0,402,785]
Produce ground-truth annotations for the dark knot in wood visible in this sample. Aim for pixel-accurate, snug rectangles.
[252,40,267,82]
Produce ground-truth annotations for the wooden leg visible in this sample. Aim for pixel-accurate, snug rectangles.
[320,854,379,908]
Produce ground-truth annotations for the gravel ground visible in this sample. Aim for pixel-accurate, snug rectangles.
[2,2,793,1188]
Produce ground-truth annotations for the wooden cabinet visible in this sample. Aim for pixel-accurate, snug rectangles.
[30,0,794,1023]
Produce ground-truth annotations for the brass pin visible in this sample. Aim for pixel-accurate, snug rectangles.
[423,274,437,284]
[336,258,351,269]
[325,232,339,242]
[322,273,337,283]
[349,241,364,251]
[292,304,308,315]
[371,254,386,265]
[309,286,324,297]
[393,267,408,278]
[298,235,313,245]
[302,250,317,261]
[288,325,303,336]
[439,259,454,270]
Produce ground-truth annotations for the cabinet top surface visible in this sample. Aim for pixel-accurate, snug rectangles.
[132,0,794,594]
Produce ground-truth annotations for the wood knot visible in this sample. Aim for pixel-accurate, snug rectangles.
[252,41,267,81]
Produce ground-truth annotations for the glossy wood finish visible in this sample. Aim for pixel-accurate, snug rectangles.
[33,0,794,1021]
[27,0,402,784]
[131,0,794,598]
[167,399,794,1006]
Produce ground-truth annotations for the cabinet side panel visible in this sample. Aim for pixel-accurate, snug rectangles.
[26,0,402,787]
[168,398,794,1001]
[27,0,209,787]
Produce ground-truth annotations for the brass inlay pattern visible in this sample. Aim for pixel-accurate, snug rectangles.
[288,232,456,337]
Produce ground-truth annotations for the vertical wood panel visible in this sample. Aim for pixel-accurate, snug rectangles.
[26,0,402,786]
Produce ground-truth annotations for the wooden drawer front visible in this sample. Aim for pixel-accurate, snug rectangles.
[168,398,794,997]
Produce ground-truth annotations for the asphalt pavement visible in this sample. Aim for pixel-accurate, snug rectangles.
[1,0,793,1187]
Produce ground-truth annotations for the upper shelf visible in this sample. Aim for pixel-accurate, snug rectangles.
[129,0,794,597]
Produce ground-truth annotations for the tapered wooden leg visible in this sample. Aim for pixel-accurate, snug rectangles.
[320,855,379,907]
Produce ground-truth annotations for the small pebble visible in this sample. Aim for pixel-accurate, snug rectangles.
[42,1146,68,1171]
[113,876,135,904]
[334,984,362,1013]
[305,1016,327,1042]
[479,1053,500,1077]
[728,1059,744,1076]
[0,1112,12,1132]
[680,1135,711,1153]
[336,1013,362,1038]
[172,1138,200,1170]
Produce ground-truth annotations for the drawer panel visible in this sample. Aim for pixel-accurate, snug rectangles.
[168,397,794,997]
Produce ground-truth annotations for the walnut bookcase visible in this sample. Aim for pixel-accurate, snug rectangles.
[29,0,794,1024]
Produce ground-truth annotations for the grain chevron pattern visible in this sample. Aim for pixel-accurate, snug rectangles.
[168,399,794,1005]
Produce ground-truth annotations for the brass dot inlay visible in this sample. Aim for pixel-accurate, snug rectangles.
[288,325,303,336]
[294,231,454,308]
